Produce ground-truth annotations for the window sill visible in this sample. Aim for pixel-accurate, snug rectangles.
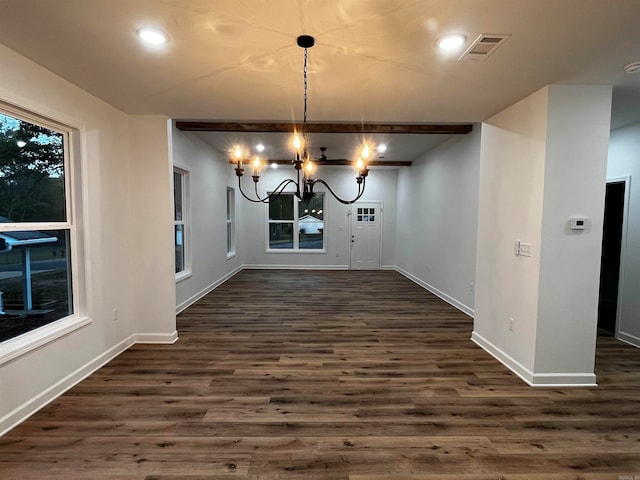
[175,271,192,283]
[0,314,92,366]
[226,252,236,260]
[266,249,327,254]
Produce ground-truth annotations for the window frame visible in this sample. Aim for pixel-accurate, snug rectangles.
[173,165,191,282]
[265,192,326,253]
[0,101,89,364]
[226,187,236,258]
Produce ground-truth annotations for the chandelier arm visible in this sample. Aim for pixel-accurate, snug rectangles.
[237,175,269,203]
[237,176,298,203]
[262,179,299,203]
[311,178,367,205]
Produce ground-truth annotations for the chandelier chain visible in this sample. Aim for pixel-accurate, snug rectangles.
[303,47,309,148]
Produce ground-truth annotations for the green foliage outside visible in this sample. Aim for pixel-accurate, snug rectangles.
[0,112,66,222]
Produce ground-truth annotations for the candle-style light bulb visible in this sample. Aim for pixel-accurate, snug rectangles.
[356,157,364,170]
[362,145,371,159]
[293,134,302,151]
[252,156,261,175]
[234,146,243,165]
[305,160,314,175]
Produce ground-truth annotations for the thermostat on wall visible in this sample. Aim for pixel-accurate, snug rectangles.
[570,218,588,230]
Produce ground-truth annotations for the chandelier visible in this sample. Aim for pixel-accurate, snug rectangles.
[232,35,371,205]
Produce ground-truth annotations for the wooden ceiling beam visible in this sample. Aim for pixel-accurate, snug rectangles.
[177,121,472,135]
[228,159,412,167]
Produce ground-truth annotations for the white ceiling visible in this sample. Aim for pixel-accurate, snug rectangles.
[1,0,639,162]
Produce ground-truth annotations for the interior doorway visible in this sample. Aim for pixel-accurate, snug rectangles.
[597,178,628,336]
[350,202,382,270]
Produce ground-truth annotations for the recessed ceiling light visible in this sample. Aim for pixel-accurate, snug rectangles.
[16,140,26,147]
[271,163,278,169]
[377,144,387,153]
[256,143,265,152]
[137,28,168,45]
[437,34,466,51]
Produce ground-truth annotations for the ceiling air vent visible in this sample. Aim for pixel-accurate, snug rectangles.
[459,34,511,60]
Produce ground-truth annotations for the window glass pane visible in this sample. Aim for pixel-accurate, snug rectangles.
[226,188,234,255]
[298,195,323,221]
[269,223,293,249]
[0,112,66,223]
[173,171,182,221]
[269,194,293,220]
[175,224,184,273]
[0,228,73,342]
[298,194,323,250]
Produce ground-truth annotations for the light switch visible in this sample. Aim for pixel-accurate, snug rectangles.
[519,242,532,257]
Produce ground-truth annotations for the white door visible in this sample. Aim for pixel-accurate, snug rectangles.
[350,202,382,270]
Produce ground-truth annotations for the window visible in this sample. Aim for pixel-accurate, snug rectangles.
[356,207,376,222]
[0,108,76,343]
[268,193,324,251]
[226,187,235,257]
[173,167,190,278]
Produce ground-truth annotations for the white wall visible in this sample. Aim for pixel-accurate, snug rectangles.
[474,87,549,375]
[607,121,640,347]
[474,85,612,385]
[0,44,176,434]
[241,167,398,268]
[535,85,612,376]
[395,127,481,315]
[171,128,243,312]
[128,117,177,338]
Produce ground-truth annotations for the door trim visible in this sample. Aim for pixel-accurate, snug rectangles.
[605,175,631,341]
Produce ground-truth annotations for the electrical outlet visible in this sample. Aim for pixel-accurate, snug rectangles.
[508,317,514,332]
[113,308,118,322]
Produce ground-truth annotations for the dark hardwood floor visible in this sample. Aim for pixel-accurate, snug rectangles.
[1,269,640,479]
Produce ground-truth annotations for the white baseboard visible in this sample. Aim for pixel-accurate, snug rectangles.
[176,265,242,314]
[0,331,178,437]
[0,334,135,436]
[617,330,640,349]
[135,331,179,344]
[394,266,474,318]
[471,331,597,387]
[243,264,349,270]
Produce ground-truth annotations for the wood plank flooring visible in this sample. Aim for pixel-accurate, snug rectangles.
[2,269,640,479]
